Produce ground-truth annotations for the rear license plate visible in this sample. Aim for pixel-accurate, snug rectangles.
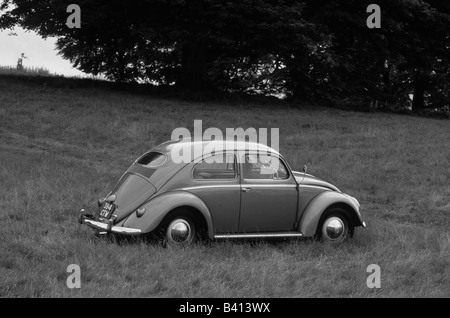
[99,202,115,219]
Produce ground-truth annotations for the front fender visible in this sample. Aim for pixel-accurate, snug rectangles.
[298,191,363,237]
[122,191,214,238]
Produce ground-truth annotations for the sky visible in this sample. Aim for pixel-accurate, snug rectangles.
[0,27,87,77]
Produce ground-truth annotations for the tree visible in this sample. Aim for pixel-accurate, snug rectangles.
[0,0,318,92]
[1,0,448,109]
[294,0,450,111]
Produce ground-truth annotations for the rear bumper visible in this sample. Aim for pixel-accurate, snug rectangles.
[78,211,141,235]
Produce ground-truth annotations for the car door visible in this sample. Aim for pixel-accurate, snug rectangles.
[188,152,241,233]
[238,152,298,233]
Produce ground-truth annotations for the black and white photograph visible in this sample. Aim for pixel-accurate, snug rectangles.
[0,0,449,302]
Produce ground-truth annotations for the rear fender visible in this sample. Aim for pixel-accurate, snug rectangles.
[122,191,214,238]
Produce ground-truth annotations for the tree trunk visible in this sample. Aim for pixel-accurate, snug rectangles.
[290,63,309,100]
[178,38,208,90]
[381,62,392,95]
[412,71,429,112]
[116,54,126,83]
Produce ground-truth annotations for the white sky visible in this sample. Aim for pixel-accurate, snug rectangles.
[0,27,87,77]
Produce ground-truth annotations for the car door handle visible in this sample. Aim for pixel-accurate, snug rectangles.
[242,187,251,192]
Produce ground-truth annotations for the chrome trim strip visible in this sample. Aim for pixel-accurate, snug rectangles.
[181,184,297,191]
[82,218,142,235]
[298,184,331,190]
[240,184,297,188]
[181,184,240,191]
[214,232,303,239]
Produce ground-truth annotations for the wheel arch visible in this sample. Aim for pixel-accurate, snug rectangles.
[160,205,209,240]
[122,191,214,238]
[298,191,362,237]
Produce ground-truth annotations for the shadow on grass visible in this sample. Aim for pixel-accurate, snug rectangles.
[91,230,352,250]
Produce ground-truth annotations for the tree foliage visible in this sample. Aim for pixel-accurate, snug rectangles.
[1,0,449,111]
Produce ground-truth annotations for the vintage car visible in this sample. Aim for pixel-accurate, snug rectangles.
[78,139,365,244]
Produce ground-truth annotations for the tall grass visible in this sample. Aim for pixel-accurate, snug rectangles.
[0,76,448,297]
[0,65,52,77]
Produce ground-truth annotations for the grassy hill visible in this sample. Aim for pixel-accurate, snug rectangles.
[0,75,448,297]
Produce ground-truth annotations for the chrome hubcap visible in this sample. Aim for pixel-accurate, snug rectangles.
[322,217,345,242]
[168,219,192,243]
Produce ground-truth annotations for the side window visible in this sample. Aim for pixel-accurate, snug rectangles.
[243,154,289,180]
[193,154,236,180]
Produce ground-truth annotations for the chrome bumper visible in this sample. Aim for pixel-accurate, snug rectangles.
[78,211,141,235]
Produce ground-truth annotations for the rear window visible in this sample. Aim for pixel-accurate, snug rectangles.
[137,152,167,168]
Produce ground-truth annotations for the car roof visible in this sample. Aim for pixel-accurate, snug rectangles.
[151,138,281,158]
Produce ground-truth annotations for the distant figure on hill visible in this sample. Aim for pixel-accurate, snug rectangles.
[17,53,27,71]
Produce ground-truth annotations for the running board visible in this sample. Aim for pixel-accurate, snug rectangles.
[214,232,303,239]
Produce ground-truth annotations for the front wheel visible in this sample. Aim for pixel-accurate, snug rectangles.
[317,211,351,244]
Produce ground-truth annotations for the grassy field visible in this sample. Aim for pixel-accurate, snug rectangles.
[0,75,449,298]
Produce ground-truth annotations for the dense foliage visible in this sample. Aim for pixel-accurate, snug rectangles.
[1,0,449,111]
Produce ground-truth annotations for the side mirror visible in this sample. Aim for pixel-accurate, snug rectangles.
[302,165,307,174]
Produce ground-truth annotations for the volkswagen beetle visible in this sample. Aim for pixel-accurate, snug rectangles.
[78,139,365,244]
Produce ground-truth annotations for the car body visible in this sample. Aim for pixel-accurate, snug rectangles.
[79,139,365,244]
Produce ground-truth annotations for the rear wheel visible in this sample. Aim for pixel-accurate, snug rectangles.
[164,212,196,245]
[317,209,352,244]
